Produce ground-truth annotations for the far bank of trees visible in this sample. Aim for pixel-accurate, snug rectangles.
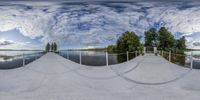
[144,27,186,54]
[107,31,143,53]
[107,27,186,54]
[45,42,57,52]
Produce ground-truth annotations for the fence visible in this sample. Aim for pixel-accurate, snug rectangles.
[158,50,198,69]
[59,50,199,69]
[0,51,45,69]
[58,50,141,66]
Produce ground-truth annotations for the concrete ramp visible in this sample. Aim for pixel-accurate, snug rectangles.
[111,55,191,85]
[0,52,199,100]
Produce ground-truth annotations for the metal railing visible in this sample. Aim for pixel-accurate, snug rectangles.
[59,50,199,69]
[58,50,142,66]
[158,50,198,69]
[0,51,45,69]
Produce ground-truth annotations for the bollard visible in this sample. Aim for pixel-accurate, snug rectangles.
[106,52,108,66]
[162,50,163,57]
[79,51,82,64]
[190,52,193,69]
[127,51,129,61]
[169,51,171,62]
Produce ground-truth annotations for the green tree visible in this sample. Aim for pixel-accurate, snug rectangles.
[139,43,144,52]
[45,43,50,52]
[175,36,186,53]
[144,28,159,47]
[107,45,117,53]
[116,31,140,53]
[54,42,57,52]
[51,43,54,52]
[158,27,175,51]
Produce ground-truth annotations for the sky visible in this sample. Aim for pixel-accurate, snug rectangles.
[0,0,200,50]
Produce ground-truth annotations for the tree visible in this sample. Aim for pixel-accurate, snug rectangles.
[51,43,54,52]
[107,45,117,53]
[175,36,186,53]
[144,28,159,47]
[45,43,50,52]
[116,31,140,53]
[158,27,175,51]
[54,42,57,52]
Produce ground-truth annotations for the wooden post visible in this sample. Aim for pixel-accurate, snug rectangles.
[127,51,129,61]
[135,51,137,57]
[154,47,157,54]
[190,52,193,69]
[35,53,37,60]
[79,51,82,64]
[106,52,108,66]
[143,47,146,54]
[169,51,171,62]
[67,50,69,59]
[23,53,25,66]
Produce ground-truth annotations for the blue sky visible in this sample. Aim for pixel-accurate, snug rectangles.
[0,0,200,49]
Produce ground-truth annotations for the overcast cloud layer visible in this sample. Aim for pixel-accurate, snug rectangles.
[0,1,200,49]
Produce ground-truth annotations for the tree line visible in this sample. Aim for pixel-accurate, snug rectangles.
[107,27,186,54]
[144,27,186,54]
[45,42,57,52]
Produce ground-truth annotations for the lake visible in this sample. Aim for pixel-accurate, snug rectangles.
[58,50,200,69]
[185,51,200,69]
[58,50,138,66]
[0,51,45,69]
[0,50,199,69]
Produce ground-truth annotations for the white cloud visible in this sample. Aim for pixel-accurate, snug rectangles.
[0,1,200,49]
[0,39,15,46]
[0,39,40,50]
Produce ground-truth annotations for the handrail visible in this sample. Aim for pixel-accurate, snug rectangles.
[0,51,45,69]
[58,50,141,66]
[58,50,199,69]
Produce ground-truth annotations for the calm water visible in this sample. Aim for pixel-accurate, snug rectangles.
[0,50,199,69]
[185,51,200,69]
[59,50,138,66]
[59,50,200,68]
[0,51,45,69]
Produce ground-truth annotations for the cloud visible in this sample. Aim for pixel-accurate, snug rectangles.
[193,42,200,46]
[0,39,39,50]
[0,40,15,46]
[0,1,200,49]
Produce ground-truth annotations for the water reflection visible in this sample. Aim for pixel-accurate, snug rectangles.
[59,51,138,66]
[0,55,15,61]
[59,50,200,69]
[0,51,45,69]
[185,51,200,69]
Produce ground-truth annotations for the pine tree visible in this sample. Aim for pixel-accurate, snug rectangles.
[45,43,50,52]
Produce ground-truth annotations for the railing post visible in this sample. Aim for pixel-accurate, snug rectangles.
[169,51,171,62]
[59,51,61,56]
[154,47,157,54]
[106,52,108,66]
[23,53,25,66]
[127,51,129,61]
[136,51,138,56]
[190,52,193,69]
[79,51,82,64]
[143,47,146,54]
[35,53,37,60]
[67,50,69,59]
